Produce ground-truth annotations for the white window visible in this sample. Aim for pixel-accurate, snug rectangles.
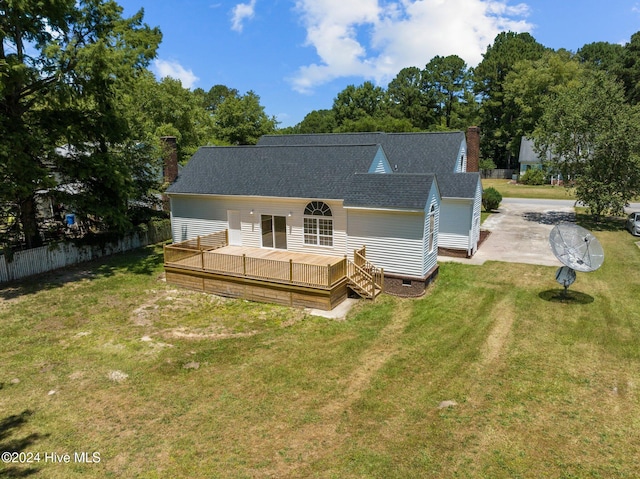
[428,204,436,253]
[303,201,333,246]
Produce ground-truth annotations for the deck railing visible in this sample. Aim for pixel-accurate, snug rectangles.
[347,246,384,298]
[171,230,229,251]
[164,232,348,289]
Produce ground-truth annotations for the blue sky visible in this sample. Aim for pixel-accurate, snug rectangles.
[117,0,640,127]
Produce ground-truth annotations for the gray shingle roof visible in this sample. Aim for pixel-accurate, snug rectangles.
[167,144,436,209]
[435,173,481,199]
[258,131,479,198]
[344,174,436,209]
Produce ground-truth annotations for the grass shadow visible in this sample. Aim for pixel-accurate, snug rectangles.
[539,289,595,304]
[575,213,625,232]
[0,245,163,302]
[0,410,47,477]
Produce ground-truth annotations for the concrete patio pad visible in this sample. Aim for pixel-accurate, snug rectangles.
[440,199,576,267]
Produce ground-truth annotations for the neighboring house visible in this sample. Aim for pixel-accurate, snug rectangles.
[518,137,564,184]
[258,129,482,255]
[165,142,442,307]
[519,137,546,175]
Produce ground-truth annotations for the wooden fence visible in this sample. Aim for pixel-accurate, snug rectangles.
[481,169,516,179]
[0,222,171,284]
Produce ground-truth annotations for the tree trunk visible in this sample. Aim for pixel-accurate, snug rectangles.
[20,195,42,249]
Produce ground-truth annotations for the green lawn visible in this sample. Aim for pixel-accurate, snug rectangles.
[1,227,640,478]
[483,178,576,200]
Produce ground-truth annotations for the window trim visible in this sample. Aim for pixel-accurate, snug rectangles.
[303,201,333,247]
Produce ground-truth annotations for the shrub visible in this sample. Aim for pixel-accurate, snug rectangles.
[482,187,503,212]
[520,168,547,185]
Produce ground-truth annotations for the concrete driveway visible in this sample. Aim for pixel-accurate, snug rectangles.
[440,199,576,267]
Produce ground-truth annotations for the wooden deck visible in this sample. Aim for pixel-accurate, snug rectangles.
[164,231,382,310]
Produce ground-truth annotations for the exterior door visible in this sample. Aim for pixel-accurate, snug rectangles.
[227,210,241,245]
[261,215,287,249]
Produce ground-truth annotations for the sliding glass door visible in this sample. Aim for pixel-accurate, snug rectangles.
[261,215,287,249]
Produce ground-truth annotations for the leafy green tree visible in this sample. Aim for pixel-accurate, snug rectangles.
[128,74,215,162]
[577,41,624,74]
[535,70,640,217]
[332,82,387,126]
[503,50,584,157]
[295,109,337,133]
[213,90,277,144]
[195,84,239,113]
[474,31,547,168]
[334,115,416,133]
[479,158,496,179]
[386,67,435,129]
[619,31,640,104]
[0,0,161,247]
[423,55,471,128]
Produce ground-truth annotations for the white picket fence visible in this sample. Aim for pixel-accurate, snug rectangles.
[0,224,171,283]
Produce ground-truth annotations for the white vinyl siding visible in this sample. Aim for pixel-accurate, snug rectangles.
[438,179,482,254]
[456,142,467,173]
[439,199,472,249]
[347,209,425,277]
[170,195,228,242]
[170,195,347,258]
[470,180,482,253]
[423,184,439,274]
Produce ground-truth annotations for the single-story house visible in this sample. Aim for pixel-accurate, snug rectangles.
[258,129,482,256]
[165,142,441,308]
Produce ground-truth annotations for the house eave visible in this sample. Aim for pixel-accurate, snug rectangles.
[167,191,344,202]
[343,205,424,213]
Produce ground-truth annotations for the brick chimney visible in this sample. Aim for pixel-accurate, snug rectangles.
[161,136,178,212]
[161,136,179,185]
[466,126,480,173]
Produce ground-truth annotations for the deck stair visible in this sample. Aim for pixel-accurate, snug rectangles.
[346,246,383,300]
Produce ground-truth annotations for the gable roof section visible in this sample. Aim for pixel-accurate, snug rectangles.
[168,144,438,210]
[258,131,477,199]
[167,144,380,200]
[259,131,464,174]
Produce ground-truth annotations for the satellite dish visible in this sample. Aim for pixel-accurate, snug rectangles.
[549,223,604,297]
[549,223,604,272]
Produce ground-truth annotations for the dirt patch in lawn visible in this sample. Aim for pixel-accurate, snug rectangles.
[129,286,310,340]
[479,298,515,366]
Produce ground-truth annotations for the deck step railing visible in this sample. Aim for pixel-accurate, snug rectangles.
[346,246,383,299]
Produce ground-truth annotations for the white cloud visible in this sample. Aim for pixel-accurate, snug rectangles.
[152,59,199,89]
[231,0,257,33]
[290,0,533,93]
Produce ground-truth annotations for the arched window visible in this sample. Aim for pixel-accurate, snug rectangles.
[303,201,333,246]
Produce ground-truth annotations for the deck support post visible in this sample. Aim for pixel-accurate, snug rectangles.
[197,236,201,250]
[242,254,247,276]
[289,259,293,283]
